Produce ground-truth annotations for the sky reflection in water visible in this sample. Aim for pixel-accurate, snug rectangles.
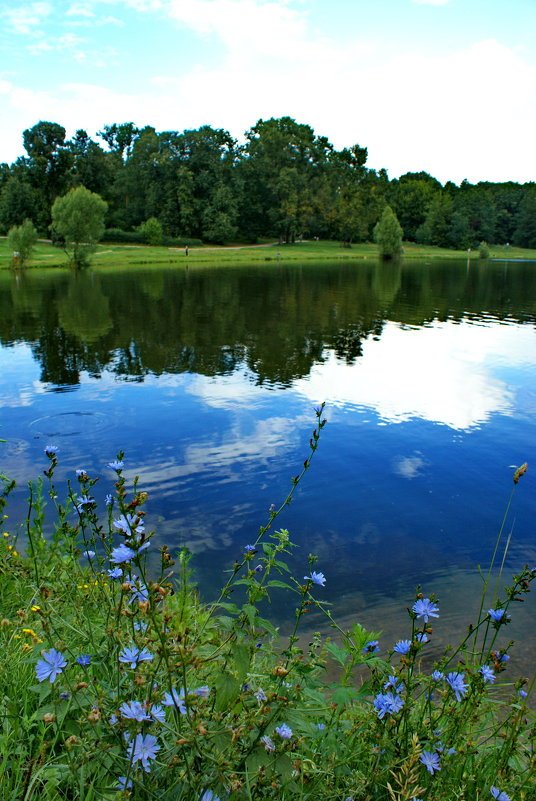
[1,259,535,674]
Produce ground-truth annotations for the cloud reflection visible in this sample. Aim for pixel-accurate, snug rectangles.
[296,320,535,430]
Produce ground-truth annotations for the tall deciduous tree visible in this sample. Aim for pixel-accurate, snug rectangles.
[51,186,107,267]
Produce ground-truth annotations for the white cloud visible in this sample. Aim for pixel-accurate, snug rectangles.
[3,2,51,34]
[66,3,95,16]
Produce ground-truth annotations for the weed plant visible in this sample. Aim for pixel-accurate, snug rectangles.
[0,408,534,800]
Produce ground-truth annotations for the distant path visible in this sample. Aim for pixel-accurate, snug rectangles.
[168,242,283,252]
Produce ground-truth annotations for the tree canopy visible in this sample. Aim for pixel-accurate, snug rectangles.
[1,118,534,250]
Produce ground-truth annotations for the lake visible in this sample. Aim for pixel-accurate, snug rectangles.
[1,256,535,673]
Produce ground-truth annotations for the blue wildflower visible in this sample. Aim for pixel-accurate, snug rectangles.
[244,545,256,553]
[490,788,511,801]
[127,733,160,772]
[412,598,439,622]
[488,608,506,622]
[60,692,70,700]
[304,571,326,586]
[480,665,495,684]
[373,692,404,719]
[150,704,166,723]
[134,620,148,633]
[107,460,124,471]
[82,550,95,559]
[118,645,154,669]
[107,566,123,579]
[261,735,275,752]
[163,687,187,714]
[195,685,210,698]
[420,750,441,774]
[76,654,91,667]
[199,791,221,801]
[384,675,404,693]
[255,689,267,703]
[431,670,445,682]
[363,640,380,654]
[393,639,411,654]
[44,445,59,456]
[130,579,149,604]
[114,513,144,537]
[120,700,151,722]
[117,777,133,790]
[446,672,468,701]
[110,714,118,725]
[317,722,326,730]
[105,494,114,507]
[76,469,88,480]
[415,633,429,643]
[36,648,68,683]
[519,689,528,698]
[275,723,292,739]
[111,544,136,564]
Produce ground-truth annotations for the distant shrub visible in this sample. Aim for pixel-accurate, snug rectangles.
[479,240,490,259]
[101,228,145,244]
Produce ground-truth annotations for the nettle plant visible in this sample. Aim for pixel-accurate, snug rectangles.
[0,410,534,801]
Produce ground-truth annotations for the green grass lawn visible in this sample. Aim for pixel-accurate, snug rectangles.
[1,236,536,270]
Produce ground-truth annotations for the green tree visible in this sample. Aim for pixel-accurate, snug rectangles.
[373,206,403,258]
[138,216,163,245]
[51,186,107,266]
[7,218,38,266]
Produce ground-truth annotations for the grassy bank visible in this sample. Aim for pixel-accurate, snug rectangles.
[1,237,536,270]
[0,414,534,800]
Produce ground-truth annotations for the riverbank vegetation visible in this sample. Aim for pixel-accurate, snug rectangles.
[1,235,536,271]
[0,411,534,800]
[1,119,536,255]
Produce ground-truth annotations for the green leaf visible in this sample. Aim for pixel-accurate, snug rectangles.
[233,643,250,681]
[324,641,348,666]
[242,604,258,626]
[214,674,241,712]
[255,617,279,638]
[266,580,293,590]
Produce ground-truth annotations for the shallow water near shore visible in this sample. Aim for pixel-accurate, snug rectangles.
[1,256,535,678]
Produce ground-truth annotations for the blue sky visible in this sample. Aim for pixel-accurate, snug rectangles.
[1,0,535,184]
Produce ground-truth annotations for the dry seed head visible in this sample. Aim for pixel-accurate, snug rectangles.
[43,713,55,724]
[513,462,528,484]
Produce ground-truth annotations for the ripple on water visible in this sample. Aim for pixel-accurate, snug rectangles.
[29,411,112,438]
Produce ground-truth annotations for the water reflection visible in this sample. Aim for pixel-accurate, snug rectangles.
[0,258,535,675]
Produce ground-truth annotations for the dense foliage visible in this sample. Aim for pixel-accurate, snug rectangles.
[1,119,535,247]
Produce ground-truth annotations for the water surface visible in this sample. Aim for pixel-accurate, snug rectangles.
[1,257,535,669]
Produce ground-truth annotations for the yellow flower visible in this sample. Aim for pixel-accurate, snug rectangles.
[30,605,41,612]
[22,628,37,637]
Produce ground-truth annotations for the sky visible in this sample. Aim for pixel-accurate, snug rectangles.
[0,0,535,185]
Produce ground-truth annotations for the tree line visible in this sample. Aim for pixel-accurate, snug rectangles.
[1,118,535,249]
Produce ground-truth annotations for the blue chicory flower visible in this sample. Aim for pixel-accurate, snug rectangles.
[488,608,506,622]
[415,633,429,643]
[393,639,411,654]
[446,672,468,701]
[105,494,114,507]
[150,704,166,723]
[120,700,151,722]
[480,665,495,684]
[431,670,445,682]
[82,550,95,559]
[261,735,275,752]
[363,640,380,654]
[163,687,187,714]
[107,566,123,579]
[36,648,68,683]
[373,692,404,719]
[76,654,91,666]
[117,776,133,790]
[127,733,160,772]
[413,598,439,622]
[134,620,148,632]
[490,787,511,801]
[304,571,326,586]
[111,544,137,564]
[76,469,88,480]
[114,513,145,537]
[420,750,441,774]
[255,689,267,703]
[317,722,326,730]
[244,544,256,553]
[518,689,528,698]
[118,645,154,669]
[384,675,404,693]
[275,723,292,739]
[107,460,124,471]
[195,685,210,698]
[44,445,59,456]
[199,791,221,801]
